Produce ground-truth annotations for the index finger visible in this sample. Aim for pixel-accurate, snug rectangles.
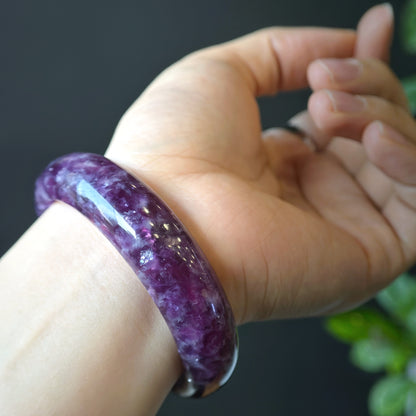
[199,27,356,96]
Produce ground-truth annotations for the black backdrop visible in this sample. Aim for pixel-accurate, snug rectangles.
[1,1,415,415]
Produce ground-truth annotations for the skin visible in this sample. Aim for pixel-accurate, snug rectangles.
[106,4,416,323]
[0,204,181,415]
[1,4,415,416]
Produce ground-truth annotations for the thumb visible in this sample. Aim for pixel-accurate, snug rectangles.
[199,27,355,96]
[355,3,394,62]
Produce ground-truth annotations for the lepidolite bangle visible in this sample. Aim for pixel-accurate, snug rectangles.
[34,153,238,398]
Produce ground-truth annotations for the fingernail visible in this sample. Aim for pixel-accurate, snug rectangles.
[287,111,323,149]
[287,111,310,133]
[381,3,394,20]
[318,58,362,83]
[376,121,408,144]
[326,90,367,113]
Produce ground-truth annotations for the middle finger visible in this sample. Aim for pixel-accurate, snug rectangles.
[308,90,416,145]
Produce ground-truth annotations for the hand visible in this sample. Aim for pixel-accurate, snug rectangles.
[105,4,415,324]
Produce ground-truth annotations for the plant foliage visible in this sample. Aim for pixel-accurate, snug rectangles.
[401,0,416,54]
[326,274,416,415]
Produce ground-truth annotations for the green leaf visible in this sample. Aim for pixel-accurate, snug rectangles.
[369,374,411,416]
[387,348,412,373]
[351,339,396,372]
[402,76,416,114]
[406,386,416,416]
[401,0,416,54]
[350,339,409,373]
[326,308,399,344]
[407,308,416,331]
[377,273,416,331]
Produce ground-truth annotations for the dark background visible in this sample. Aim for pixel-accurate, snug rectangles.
[1,1,415,415]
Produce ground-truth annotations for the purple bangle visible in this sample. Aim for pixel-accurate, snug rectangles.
[34,153,238,398]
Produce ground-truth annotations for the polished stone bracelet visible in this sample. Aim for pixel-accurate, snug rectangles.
[34,152,238,398]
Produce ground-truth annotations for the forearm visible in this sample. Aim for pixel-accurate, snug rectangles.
[0,202,181,416]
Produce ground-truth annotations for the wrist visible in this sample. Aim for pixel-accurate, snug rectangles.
[33,152,237,396]
[0,202,181,415]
